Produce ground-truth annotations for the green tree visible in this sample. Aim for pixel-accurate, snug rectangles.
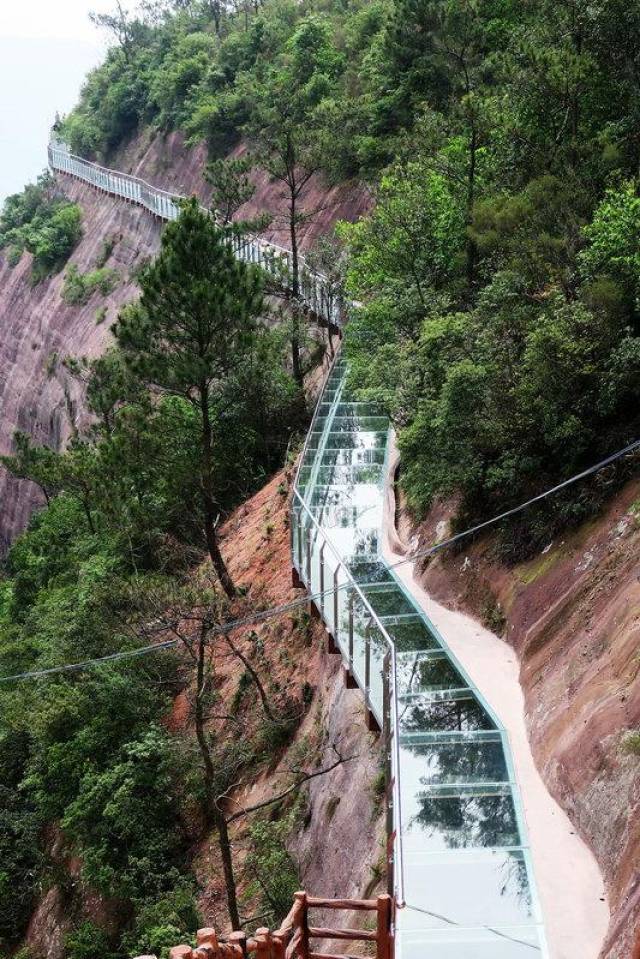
[242,15,340,385]
[114,199,264,596]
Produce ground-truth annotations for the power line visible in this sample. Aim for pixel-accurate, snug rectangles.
[1,435,638,685]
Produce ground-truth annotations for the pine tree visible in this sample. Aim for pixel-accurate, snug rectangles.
[114,199,264,597]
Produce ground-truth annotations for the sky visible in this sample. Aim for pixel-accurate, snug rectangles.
[0,0,118,205]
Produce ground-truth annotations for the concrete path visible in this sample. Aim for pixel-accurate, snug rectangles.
[382,443,610,959]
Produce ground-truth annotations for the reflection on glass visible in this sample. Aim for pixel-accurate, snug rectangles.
[399,733,509,786]
[397,652,467,694]
[348,561,393,584]
[402,784,521,851]
[400,849,535,930]
[363,585,416,617]
[383,617,442,651]
[399,694,495,735]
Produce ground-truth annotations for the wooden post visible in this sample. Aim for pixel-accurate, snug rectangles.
[376,895,393,959]
[228,932,247,959]
[197,930,219,950]
[271,935,285,959]
[169,948,192,959]
[294,892,310,959]
[255,928,271,959]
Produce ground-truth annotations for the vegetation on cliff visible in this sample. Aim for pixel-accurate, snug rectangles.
[0,172,82,282]
[59,0,640,551]
[3,0,640,952]
[0,205,308,956]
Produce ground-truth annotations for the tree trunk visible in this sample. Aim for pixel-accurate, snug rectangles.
[82,493,96,535]
[194,627,241,931]
[465,121,478,291]
[289,189,304,389]
[290,310,303,389]
[214,807,241,931]
[200,384,236,598]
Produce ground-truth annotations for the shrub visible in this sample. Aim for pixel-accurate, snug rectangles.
[0,172,82,281]
[245,817,300,925]
[66,922,117,959]
[62,264,119,305]
[123,883,200,959]
[622,731,640,756]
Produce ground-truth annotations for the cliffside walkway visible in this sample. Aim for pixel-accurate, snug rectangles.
[50,144,549,958]
[292,356,549,958]
[48,138,343,331]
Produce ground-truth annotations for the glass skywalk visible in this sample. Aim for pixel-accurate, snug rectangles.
[47,129,550,959]
[291,356,549,959]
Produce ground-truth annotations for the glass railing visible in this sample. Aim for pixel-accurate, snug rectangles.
[47,137,343,328]
[291,354,550,959]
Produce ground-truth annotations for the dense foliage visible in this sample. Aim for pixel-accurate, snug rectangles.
[5,0,640,949]
[0,203,305,953]
[0,496,193,952]
[0,172,82,282]
[60,0,640,549]
[337,0,640,551]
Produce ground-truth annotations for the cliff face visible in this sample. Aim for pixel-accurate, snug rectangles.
[0,179,163,553]
[0,130,370,554]
[402,480,640,959]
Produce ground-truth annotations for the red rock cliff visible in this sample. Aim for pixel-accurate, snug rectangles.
[403,481,640,959]
[0,130,369,553]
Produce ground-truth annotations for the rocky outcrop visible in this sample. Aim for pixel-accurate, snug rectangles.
[402,478,640,959]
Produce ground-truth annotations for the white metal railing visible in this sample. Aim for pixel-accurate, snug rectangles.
[47,137,344,328]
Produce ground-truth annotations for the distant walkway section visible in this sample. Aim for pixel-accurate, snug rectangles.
[47,136,344,330]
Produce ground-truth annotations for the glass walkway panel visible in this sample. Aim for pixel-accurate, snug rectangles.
[291,356,549,958]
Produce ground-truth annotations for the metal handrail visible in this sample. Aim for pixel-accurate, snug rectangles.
[291,349,406,909]
[290,486,406,908]
[47,137,343,328]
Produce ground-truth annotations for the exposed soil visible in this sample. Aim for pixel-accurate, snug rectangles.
[194,466,385,940]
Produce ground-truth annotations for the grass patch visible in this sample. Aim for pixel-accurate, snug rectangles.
[62,264,119,305]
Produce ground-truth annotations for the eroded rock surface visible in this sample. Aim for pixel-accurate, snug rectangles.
[404,480,640,958]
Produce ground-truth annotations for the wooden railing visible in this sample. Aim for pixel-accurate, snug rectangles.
[166,893,393,959]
